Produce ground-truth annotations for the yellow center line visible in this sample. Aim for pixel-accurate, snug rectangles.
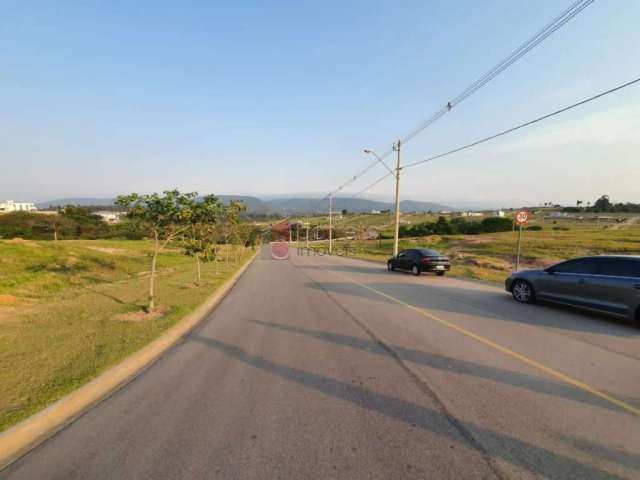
[328,269,640,417]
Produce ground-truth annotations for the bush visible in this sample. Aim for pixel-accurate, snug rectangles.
[553,226,570,231]
[398,216,513,238]
[526,225,543,231]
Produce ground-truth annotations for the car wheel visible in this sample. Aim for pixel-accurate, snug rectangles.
[512,279,535,303]
[436,271,445,276]
[411,265,420,276]
[387,262,394,271]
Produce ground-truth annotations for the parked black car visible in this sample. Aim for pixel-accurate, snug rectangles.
[505,255,640,323]
[387,249,451,276]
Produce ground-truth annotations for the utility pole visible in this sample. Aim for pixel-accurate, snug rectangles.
[306,215,309,249]
[392,139,402,256]
[296,222,300,250]
[515,223,523,272]
[289,221,292,244]
[329,195,333,255]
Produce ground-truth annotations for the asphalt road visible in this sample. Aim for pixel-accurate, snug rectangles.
[3,246,640,479]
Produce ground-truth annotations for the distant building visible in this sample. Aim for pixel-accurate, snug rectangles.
[370,209,381,214]
[493,210,505,217]
[0,200,37,213]
[94,211,123,224]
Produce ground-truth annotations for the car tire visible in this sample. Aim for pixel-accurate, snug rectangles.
[387,262,394,271]
[411,265,420,276]
[436,271,445,276]
[512,279,535,304]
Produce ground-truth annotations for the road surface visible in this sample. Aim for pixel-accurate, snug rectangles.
[3,247,639,479]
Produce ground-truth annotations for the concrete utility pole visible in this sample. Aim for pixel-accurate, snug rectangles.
[392,139,402,256]
[329,195,333,255]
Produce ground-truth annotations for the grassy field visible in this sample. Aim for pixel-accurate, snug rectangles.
[296,210,639,236]
[304,224,640,283]
[0,239,254,431]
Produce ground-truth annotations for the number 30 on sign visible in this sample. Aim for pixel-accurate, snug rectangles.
[515,210,529,225]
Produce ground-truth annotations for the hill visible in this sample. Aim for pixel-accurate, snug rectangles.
[264,197,452,214]
[38,195,274,215]
[37,196,450,215]
[37,198,115,209]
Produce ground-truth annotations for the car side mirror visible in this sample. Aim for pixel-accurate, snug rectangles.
[545,267,556,274]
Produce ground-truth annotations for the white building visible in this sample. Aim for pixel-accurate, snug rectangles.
[94,211,123,224]
[0,200,37,213]
[493,210,505,217]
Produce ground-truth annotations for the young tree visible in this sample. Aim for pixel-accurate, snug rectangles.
[116,190,197,312]
[183,195,224,285]
[222,200,247,263]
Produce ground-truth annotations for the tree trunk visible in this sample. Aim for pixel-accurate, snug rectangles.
[195,253,201,285]
[148,230,159,312]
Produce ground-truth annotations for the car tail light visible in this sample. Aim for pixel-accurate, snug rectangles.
[421,257,433,263]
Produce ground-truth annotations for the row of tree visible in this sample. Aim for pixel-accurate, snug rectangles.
[116,190,258,312]
[565,195,640,213]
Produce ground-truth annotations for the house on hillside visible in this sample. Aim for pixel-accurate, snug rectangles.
[0,200,37,213]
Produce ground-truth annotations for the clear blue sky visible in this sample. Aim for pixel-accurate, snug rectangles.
[1,0,638,207]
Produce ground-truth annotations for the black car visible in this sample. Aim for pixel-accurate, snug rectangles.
[505,255,640,323]
[387,248,451,276]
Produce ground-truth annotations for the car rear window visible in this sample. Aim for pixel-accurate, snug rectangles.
[595,258,640,278]
[418,249,441,256]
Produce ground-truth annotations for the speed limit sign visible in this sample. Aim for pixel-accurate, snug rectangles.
[515,210,529,225]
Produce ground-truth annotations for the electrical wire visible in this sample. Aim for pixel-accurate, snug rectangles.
[321,0,594,202]
[349,76,640,198]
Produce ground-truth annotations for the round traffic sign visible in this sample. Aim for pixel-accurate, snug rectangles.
[515,210,529,225]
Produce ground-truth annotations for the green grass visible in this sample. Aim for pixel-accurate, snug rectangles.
[0,239,254,431]
[306,225,640,284]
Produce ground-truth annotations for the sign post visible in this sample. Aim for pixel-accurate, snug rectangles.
[514,210,529,271]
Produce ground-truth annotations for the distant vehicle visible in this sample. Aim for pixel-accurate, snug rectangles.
[387,249,451,276]
[506,256,640,323]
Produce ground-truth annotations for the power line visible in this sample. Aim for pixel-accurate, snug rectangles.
[350,76,640,198]
[324,0,594,199]
[401,0,594,144]
[404,77,640,169]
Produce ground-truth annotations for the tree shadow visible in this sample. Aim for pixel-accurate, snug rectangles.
[247,319,640,412]
[80,286,145,309]
[295,264,391,276]
[190,335,629,480]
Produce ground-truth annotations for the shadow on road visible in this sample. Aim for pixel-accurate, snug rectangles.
[190,334,631,480]
[296,264,390,276]
[247,320,640,413]
[303,278,640,340]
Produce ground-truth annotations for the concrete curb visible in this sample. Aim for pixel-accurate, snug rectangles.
[0,251,259,471]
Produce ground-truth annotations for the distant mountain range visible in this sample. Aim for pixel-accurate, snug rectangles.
[37,196,453,215]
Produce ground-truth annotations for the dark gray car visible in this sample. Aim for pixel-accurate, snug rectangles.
[505,255,640,324]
